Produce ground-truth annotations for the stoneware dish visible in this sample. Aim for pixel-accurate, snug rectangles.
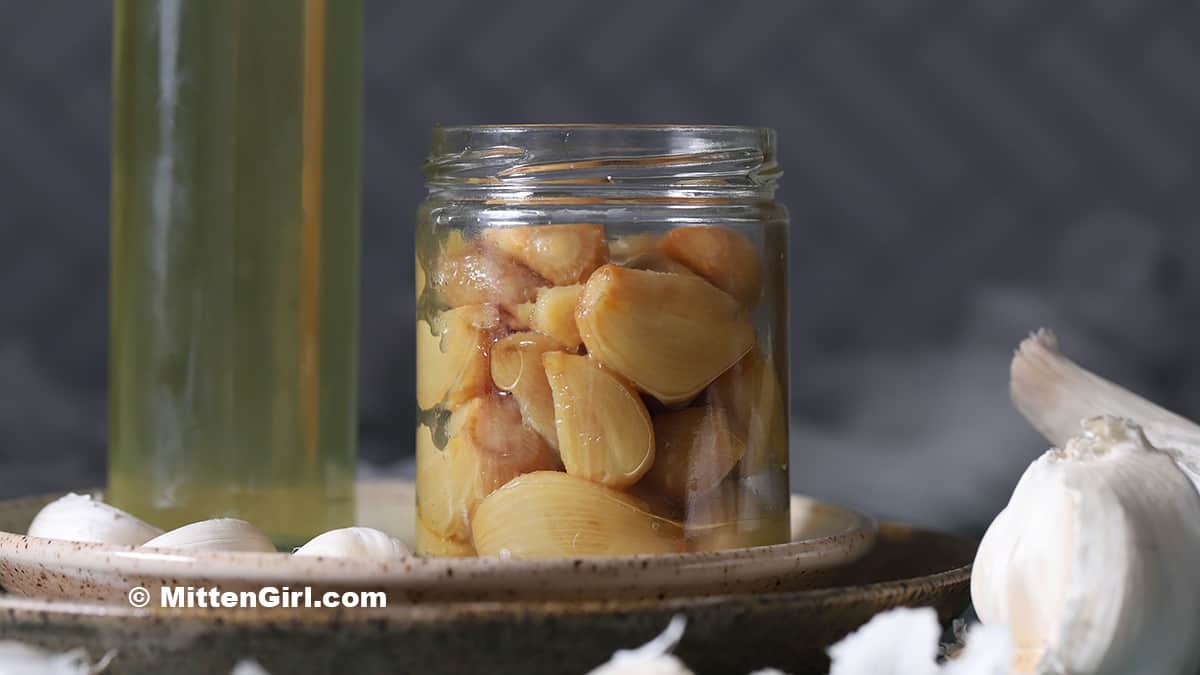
[0,481,876,604]
[0,523,973,675]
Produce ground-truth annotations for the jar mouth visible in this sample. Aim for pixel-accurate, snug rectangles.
[423,124,780,195]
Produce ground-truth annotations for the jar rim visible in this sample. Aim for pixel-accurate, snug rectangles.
[424,124,780,194]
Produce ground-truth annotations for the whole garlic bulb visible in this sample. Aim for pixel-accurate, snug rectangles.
[26,493,162,545]
[972,416,1200,674]
[142,518,276,552]
[293,527,410,560]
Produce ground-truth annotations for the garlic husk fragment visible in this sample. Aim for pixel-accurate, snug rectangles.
[586,615,694,675]
[142,518,276,553]
[0,641,115,675]
[1010,330,1200,476]
[971,416,1200,675]
[827,607,940,675]
[293,527,410,561]
[27,493,162,546]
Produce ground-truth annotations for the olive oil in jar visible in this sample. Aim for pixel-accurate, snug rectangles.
[108,0,363,547]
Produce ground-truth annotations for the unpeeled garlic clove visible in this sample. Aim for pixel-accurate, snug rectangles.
[576,265,756,405]
[527,284,584,350]
[659,226,763,308]
[639,406,745,505]
[26,493,163,545]
[142,518,277,552]
[1010,329,1200,472]
[293,527,410,560]
[482,224,609,285]
[490,332,563,449]
[431,239,547,310]
[416,304,503,411]
[543,352,655,489]
[471,471,684,558]
[972,416,1200,675]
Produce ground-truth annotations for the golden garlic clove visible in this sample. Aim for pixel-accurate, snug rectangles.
[490,332,563,450]
[529,284,584,349]
[506,302,535,331]
[416,516,476,557]
[543,352,655,489]
[624,250,704,278]
[416,397,561,542]
[415,304,503,411]
[639,406,746,505]
[431,240,547,310]
[608,233,661,264]
[471,471,684,558]
[576,265,756,405]
[708,349,789,473]
[660,226,763,308]
[482,224,609,286]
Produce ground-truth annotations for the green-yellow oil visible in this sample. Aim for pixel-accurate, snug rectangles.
[108,0,362,547]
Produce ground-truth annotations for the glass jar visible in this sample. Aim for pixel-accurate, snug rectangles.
[108,0,362,547]
[414,125,789,558]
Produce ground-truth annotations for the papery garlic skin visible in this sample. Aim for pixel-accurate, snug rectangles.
[26,493,162,545]
[1011,330,1200,472]
[142,518,276,553]
[972,417,1200,675]
[293,527,410,560]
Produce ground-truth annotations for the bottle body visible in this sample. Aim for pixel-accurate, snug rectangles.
[415,125,790,558]
[108,0,362,546]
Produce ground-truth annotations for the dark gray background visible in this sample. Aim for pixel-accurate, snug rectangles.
[1,1,1197,534]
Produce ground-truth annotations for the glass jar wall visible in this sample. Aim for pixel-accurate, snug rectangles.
[415,125,789,558]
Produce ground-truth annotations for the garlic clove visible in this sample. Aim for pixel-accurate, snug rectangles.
[707,349,789,473]
[1010,329,1200,455]
[576,264,756,405]
[142,518,277,552]
[415,516,476,558]
[431,239,548,310]
[471,471,684,558]
[639,406,745,505]
[416,304,504,411]
[26,493,163,545]
[659,225,763,309]
[971,416,1200,675]
[543,352,655,489]
[293,527,410,560]
[490,331,563,450]
[527,284,584,350]
[481,224,609,286]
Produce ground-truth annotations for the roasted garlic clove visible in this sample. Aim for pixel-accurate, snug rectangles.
[490,332,563,449]
[660,225,763,308]
[543,352,655,488]
[482,224,609,286]
[416,516,476,557]
[639,406,745,505]
[416,397,562,544]
[527,284,584,349]
[431,239,547,309]
[416,304,503,411]
[624,250,703,279]
[607,233,661,264]
[576,265,756,405]
[707,349,789,473]
[471,471,684,558]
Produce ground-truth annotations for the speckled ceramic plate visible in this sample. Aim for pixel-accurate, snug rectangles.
[0,481,875,604]
[0,524,973,675]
